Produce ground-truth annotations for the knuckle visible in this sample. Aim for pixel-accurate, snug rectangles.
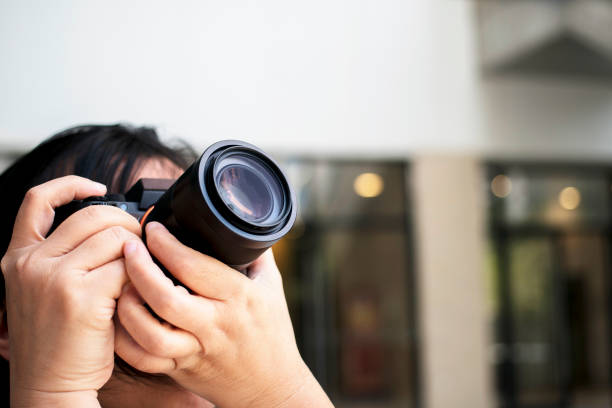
[5,251,44,286]
[80,205,107,222]
[157,295,182,318]
[145,335,169,356]
[15,252,37,274]
[14,253,27,272]
[23,185,43,205]
[116,296,131,321]
[106,225,129,241]
[117,289,139,317]
[80,205,129,225]
[179,352,208,374]
[0,252,16,276]
[127,353,154,373]
[133,354,171,374]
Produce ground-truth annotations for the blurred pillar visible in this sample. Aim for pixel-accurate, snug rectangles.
[412,156,492,408]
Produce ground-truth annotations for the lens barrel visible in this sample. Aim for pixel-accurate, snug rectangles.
[143,140,296,270]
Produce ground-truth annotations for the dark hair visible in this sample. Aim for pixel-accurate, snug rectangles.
[0,123,197,401]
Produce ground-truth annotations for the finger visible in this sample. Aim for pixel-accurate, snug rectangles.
[123,239,217,333]
[145,222,248,300]
[10,176,107,249]
[85,259,128,299]
[59,226,140,271]
[117,284,202,359]
[44,205,141,257]
[114,319,176,374]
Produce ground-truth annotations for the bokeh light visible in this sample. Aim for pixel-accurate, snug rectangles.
[353,172,384,198]
[491,174,512,198]
[559,187,581,210]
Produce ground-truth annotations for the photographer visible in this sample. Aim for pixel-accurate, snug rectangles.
[0,125,333,407]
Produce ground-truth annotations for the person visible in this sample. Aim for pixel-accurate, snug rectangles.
[0,124,334,407]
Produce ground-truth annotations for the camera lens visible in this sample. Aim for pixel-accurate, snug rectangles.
[143,140,296,270]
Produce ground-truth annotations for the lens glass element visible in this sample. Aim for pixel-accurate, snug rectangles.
[214,151,286,227]
[218,165,273,222]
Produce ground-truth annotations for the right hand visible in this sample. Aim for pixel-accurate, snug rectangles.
[115,223,334,408]
[1,176,142,407]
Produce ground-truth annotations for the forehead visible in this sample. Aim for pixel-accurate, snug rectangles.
[130,158,183,184]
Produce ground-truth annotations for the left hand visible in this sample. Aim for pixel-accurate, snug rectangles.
[1,176,142,407]
[115,222,332,408]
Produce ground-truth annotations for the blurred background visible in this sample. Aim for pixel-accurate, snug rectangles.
[1,1,611,407]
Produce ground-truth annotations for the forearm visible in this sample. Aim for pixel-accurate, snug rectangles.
[11,389,100,408]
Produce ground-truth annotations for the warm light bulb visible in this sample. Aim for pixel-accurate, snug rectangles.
[354,173,384,198]
[491,174,512,198]
[559,187,581,210]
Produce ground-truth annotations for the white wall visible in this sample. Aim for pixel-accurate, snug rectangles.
[3,1,611,159]
[480,77,612,160]
[0,0,434,155]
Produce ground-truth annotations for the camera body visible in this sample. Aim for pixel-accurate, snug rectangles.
[52,177,173,234]
[52,140,297,270]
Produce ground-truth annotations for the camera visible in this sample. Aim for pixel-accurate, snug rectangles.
[52,140,297,270]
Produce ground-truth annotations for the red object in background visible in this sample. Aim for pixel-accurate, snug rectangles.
[340,290,387,396]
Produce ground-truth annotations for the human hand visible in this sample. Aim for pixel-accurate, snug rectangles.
[1,176,142,407]
[115,221,334,408]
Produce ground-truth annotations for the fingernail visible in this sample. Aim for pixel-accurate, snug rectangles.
[146,221,165,233]
[93,181,107,191]
[124,240,139,255]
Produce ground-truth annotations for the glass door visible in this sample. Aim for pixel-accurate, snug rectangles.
[274,160,419,408]
[488,165,612,408]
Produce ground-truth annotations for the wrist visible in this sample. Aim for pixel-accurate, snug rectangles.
[11,388,100,408]
[272,372,334,408]
[250,362,334,408]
